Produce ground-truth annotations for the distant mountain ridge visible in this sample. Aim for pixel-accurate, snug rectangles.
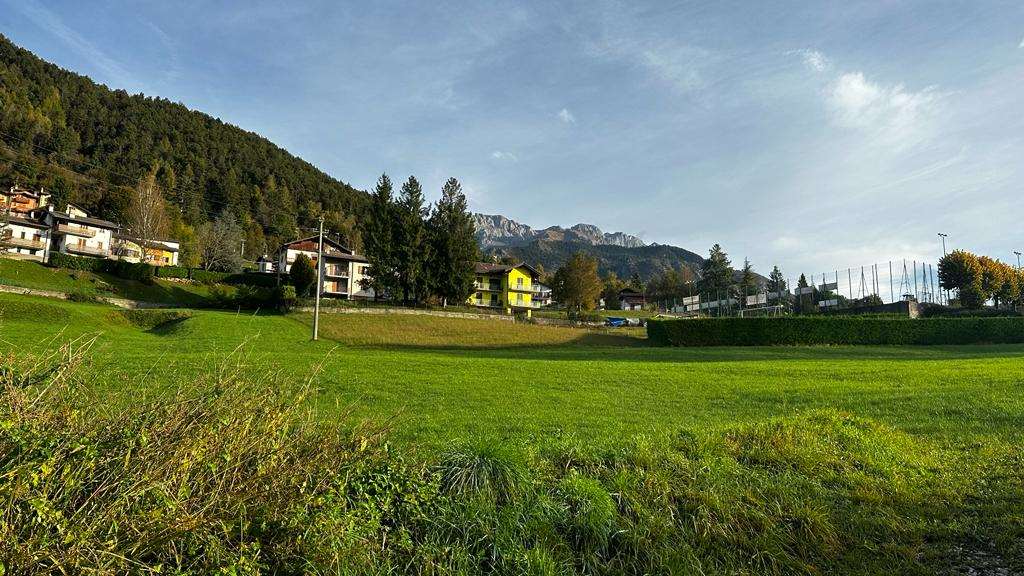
[472,214,646,249]
[473,214,702,280]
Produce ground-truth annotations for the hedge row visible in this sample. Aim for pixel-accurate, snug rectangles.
[49,253,154,283]
[646,316,1024,346]
[154,266,278,287]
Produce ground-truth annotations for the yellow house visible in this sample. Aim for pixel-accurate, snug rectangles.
[469,262,542,316]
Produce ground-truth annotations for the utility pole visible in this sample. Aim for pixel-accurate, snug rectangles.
[312,215,324,341]
[1015,251,1021,270]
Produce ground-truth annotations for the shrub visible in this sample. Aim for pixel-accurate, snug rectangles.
[276,285,297,312]
[647,316,1024,346]
[66,290,101,303]
[154,265,190,279]
[48,252,104,271]
[290,254,316,297]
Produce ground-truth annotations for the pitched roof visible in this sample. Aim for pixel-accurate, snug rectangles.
[49,210,120,230]
[281,235,368,262]
[474,262,541,277]
[6,215,48,229]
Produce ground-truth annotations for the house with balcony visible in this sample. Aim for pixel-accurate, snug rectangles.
[42,204,119,259]
[112,234,180,266]
[2,214,51,261]
[469,262,543,316]
[277,236,373,299]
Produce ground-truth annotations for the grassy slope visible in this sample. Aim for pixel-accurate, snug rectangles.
[0,257,213,305]
[2,292,1021,452]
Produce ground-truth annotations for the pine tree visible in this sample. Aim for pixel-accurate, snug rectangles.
[395,176,429,304]
[699,244,734,299]
[766,265,786,293]
[427,178,479,306]
[361,174,399,300]
[738,258,756,306]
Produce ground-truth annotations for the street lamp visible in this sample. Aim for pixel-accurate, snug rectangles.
[1015,251,1021,270]
[937,233,948,256]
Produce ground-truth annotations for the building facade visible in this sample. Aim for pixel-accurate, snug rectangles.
[469,262,543,315]
[277,236,373,299]
[43,204,119,259]
[112,235,180,266]
[2,215,51,261]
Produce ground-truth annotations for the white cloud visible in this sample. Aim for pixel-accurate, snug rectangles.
[828,72,941,148]
[795,48,830,72]
[557,108,576,124]
[490,150,518,162]
[1019,36,1024,49]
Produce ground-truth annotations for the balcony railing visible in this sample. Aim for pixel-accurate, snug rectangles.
[324,267,349,278]
[56,223,97,238]
[474,283,502,291]
[510,300,539,308]
[7,237,46,250]
[473,300,502,308]
[65,244,110,257]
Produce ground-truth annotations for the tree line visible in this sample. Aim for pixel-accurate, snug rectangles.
[938,250,1022,309]
[358,174,479,306]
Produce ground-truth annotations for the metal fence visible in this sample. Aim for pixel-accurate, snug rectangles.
[660,258,949,317]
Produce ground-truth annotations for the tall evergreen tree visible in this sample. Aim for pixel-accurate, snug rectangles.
[699,244,734,298]
[738,259,757,305]
[766,265,787,294]
[361,174,399,300]
[395,176,429,304]
[427,178,478,306]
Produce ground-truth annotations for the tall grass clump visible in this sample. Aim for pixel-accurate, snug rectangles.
[0,342,384,574]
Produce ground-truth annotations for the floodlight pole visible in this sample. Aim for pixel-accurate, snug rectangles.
[312,215,324,341]
[938,233,949,305]
[1015,251,1022,270]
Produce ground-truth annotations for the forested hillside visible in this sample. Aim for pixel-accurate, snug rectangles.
[0,35,366,255]
[486,238,703,280]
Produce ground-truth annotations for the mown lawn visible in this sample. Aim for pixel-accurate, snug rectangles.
[0,257,215,305]
[2,292,1021,451]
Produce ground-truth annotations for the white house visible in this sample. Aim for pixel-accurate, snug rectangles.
[2,214,51,261]
[43,204,119,259]
[277,236,374,299]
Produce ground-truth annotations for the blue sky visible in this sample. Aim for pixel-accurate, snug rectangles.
[2,0,1023,276]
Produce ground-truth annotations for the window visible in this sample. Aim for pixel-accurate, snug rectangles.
[516,293,523,303]
[19,231,25,239]
[516,277,523,287]
[97,242,103,250]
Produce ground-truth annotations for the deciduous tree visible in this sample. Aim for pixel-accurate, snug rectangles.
[551,253,602,314]
[938,250,984,309]
[127,171,169,261]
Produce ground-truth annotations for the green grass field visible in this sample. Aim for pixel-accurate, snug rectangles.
[3,291,1023,573]
[2,292,1021,450]
[0,257,216,305]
